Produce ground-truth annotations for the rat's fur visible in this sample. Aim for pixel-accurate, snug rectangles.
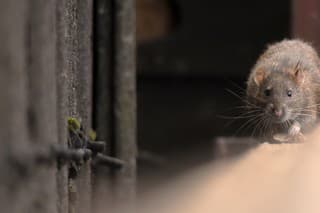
[246,39,320,138]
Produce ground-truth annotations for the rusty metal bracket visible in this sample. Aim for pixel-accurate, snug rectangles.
[92,153,125,169]
[14,118,126,178]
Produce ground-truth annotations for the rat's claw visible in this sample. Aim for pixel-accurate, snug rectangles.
[288,122,301,136]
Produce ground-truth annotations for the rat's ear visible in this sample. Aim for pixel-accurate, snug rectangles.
[293,60,305,85]
[254,69,267,86]
[294,68,305,85]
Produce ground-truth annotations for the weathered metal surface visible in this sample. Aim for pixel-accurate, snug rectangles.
[63,0,93,212]
[93,1,137,211]
[93,0,114,150]
[113,0,137,209]
[0,2,29,213]
[93,153,125,169]
[26,1,58,212]
[0,1,58,212]
[0,0,136,212]
[56,0,70,212]
[92,1,115,211]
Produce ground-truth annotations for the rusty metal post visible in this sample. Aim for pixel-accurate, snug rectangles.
[0,2,29,213]
[56,0,70,212]
[92,0,137,211]
[26,0,58,212]
[74,0,93,212]
[113,0,137,210]
[64,1,79,212]
[0,0,58,212]
[63,0,93,212]
[93,0,113,159]
[92,0,115,211]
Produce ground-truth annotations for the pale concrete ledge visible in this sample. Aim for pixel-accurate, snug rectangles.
[139,128,320,213]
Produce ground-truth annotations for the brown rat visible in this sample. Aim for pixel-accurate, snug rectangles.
[246,39,320,141]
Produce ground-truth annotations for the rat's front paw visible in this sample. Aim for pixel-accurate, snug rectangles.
[288,122,301,136]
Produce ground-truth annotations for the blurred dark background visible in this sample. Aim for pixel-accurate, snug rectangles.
[137,0,291,181]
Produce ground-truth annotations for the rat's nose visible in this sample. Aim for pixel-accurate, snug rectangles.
[273,108,283,117]
[268,104,283,118]
[270,105,283,117]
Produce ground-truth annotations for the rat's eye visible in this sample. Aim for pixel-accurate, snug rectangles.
[264,89,271,96]
[287,89,292,97]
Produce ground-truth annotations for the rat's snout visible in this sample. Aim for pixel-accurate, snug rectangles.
[273,107,283,118]
[267,103,285,120]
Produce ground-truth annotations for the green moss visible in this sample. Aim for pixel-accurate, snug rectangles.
[68,117,98,140]
[89,129,97,141]
[68,117,81,131]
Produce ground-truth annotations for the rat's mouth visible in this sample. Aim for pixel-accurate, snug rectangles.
[273,117,288,123]
[266,108,291,123]
[272,111,290,123]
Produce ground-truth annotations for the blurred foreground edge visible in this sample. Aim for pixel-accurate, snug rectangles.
[136,128,320,213]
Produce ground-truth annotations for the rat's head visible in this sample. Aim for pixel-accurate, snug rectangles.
[247,64,305,124]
